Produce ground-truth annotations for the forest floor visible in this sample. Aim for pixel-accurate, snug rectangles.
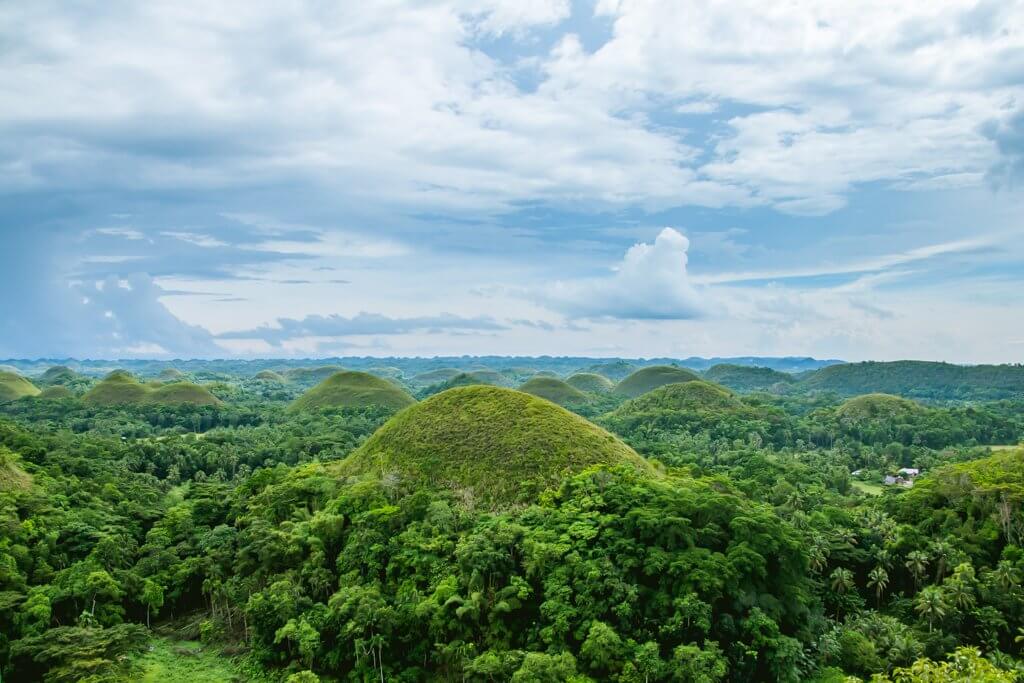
[136,637,249,682]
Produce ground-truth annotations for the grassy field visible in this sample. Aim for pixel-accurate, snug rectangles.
[990,444,1022,451]
[136,638,247,683]
[851,480,884,496]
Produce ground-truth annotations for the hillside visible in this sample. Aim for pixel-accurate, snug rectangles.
[517,376,590,407]
[614,365,701,397]
[835,393,924,422]
[409,368,462,385]
[254,370,287,382]
[0,372,41,403]
[290,371,416,412]
[83,371,221,406]
[565,372,615,393]
[334,386,654,508]
[704,363,795,392]
[158,368,186,381]
[39,365,81,385]
[37,386,74,400]
[0,447,32,492]
[799,360,1024,400]
[582,360,637,380]
[283,365,346,386]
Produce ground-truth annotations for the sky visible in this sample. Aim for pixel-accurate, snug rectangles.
[1,0,1023,363]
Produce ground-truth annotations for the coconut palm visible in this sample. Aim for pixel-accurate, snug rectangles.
[905,550,929,590]
[931,540,955,582]
[993,560,1021,593]
[830,567,855,594]
[915,586,947,631]
[867,566,889,606]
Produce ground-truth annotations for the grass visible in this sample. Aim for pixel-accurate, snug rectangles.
[851,480,884,496]
[990,444,1022,451]
[334,386,655,509]
[518,376,590,406]
[290,371,416,412]
[0,371,41,403]
[282,365,345,385]
[38,385,74,399]
[565,372,615,393]
[582,360,638,381]
[83,371,222,406]
[609,380,738,415]
[135,638,248,683]
[159,368,186,380]
[835,393,923,421]
[703,364,795,391]
[410,368,463,385]
[614,365,702,398]
[254,370,286,382]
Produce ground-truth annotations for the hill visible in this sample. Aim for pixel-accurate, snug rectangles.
[334,386,654,508]
[83,371,222,406]
[582,360,637,381]
[834,393,924,422]
[254,370,287,382]
[565,372,615,393]
[409,368,462,385]
[38,386,74,400]
[290,371,416,412]
[799,360,1024,400]
[0,371,41,403]
[0,447,32,492]
[158,368,186,381]
[703,364,795,392]
[39,365,81,385]
[517,377,590,407]
[427,370,509,394]
[283,365,346,386]
[614,365,701,398]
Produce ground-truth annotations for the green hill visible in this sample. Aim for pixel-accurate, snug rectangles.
[410,368,462,385]
[283,365,346,386]
[799,360,1024,400]
[614,365,701,398]
[334,386,654,508]
[0,447,32,492]
[83,371,221,406]
[703,364,795,392]
[429,370,509,394]
[565,372,615,393]
[583,360,637,381]
[835,393,923,420]
[290,371,416,412]
[0,371,42,403]
[39,365,81,385]
[254,370,287,382]
[158,368,186,381]
[38,385,74,400]
[518,377,590,407]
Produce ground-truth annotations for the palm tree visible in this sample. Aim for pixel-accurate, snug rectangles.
[945,578,975,611]
[931,540,955,581]
[993,560,1021,593]
[830,567,855,594]
[915,586,947,631]
[867,566,889,606]
[905,550,929,590]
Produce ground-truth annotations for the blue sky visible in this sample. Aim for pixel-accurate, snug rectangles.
[1,0,1023,362]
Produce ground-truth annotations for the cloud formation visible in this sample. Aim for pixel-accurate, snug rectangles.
[540,228,705,319]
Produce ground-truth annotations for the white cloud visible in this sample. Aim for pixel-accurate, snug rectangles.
[539,227,705,319]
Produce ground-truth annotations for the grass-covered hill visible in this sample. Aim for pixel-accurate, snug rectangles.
[517,376,590,407]
[614,365,701,397]
[39,365,81,385]
[158,368,186,381]
[835,393,924,422]
[0,371,41,403]
[254,370,287,382]
[283,365,346,386]
[290,371,416,412]
[703,363,795,392]
[334,386,655,508]
[37,386,74,400]
[565,372,615,393]
[409,368,462,386]
[424,370,510,395]
[82,371,222,406]
[799,360,1024,400]
[582,360,637,380]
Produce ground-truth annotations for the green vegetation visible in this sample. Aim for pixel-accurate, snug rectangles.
[582,359,637,380]
[704,363,796,392]
[158,368,186,381]
[409,367,462,385]
[83,371,222,406]
[253,370,286,382]
[800,360,1024,400]
[335,386,654,507]
[0,371,41,403]
[2,357,1024,682]
[282,365,345,386]
[614,365,702,397]
[565,372,615,393]
[39,366,80,385]
[37,385,74,400]
[289,370,416,412]
[517,376,590,406]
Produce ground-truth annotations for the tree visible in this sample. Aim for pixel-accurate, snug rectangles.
[867,566,889,607]
[830,567,855,595]
[141,579,164,629]
[874,647,1016,682]
[905,551,929,590]
[914,586,947,632]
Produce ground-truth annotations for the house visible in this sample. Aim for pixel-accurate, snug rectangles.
[851,469,863,477]
[897,467,920,478]
[884,475,898,485]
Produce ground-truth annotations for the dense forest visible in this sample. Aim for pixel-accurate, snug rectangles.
[1,358,1023,682]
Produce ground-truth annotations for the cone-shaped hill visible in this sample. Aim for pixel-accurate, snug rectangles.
[583,360,637,381]
[410,368,462,386]
[614,365,701,397]
[38,385,74,400]
[565,372,615,393]
[333,386,655,508]
[283,365,345,386]
[40,365,81,385]
[0,371,41,403]
[83,371,221,406]
[255,370,287,382]
[518,377,590,407]
[429,370,508,394]
[835,393,924,422]
[703,364,795,392]
[289,371,416,412]
[158,368,186,381]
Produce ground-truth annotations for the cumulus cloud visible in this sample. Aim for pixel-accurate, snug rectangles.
[983,109,1024,187]
[218,312,507,346]
[539,228,705,319]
